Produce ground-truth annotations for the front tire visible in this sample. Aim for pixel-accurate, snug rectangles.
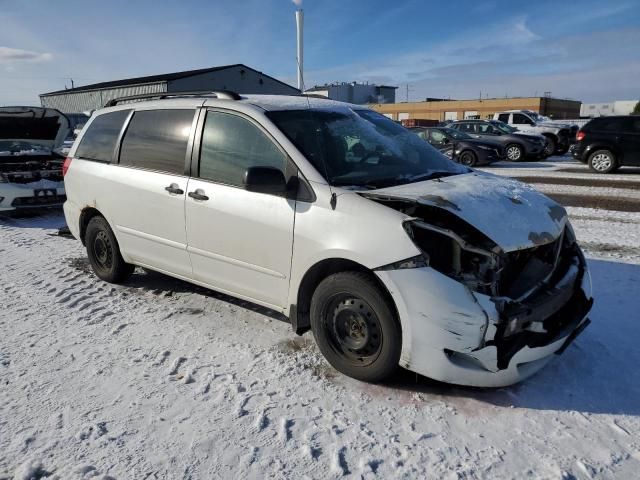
[458,150,477,167]
[588,149,617,174]
[543,137,556,158]
[310,272,401,383]
[506,143,524,162]
[85,216,135,283]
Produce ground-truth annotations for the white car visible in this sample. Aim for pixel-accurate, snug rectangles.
[62,92,593,387]
[0,107,70,213]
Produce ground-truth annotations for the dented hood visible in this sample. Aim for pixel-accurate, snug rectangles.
[362,171,567,252]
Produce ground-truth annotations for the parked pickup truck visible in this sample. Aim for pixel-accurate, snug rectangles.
[493,110,578,156]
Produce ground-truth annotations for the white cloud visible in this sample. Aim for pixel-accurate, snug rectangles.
[292,0,302,6]
[0,46,52,63]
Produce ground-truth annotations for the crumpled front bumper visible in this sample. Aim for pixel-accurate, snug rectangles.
[376,248,593,387]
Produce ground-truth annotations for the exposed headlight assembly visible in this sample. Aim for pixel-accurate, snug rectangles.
[401,219,500,295]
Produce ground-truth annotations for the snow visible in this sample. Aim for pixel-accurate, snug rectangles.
[1,155,639,478]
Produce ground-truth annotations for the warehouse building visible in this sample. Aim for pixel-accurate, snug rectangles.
[305,81,397,104]
[371,96,581,122]
[580,100,639,117]
[39,64,299,113]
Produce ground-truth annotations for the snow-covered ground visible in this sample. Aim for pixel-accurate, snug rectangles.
[1,156,639,479]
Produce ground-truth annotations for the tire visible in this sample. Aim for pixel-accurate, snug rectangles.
[85,216,135,283]
[543,137,556,158]
[310,271,401,383]
[458,150,477,167]
[588,149,617,174]
[505,143,524,162]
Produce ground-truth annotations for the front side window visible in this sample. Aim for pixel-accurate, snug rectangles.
[75,110,131,162]
[267,108,467,189]
[513,113,533,125]
[119,109,194,174]
[199,111,287,187]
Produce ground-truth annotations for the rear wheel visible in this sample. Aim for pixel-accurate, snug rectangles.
[458,150,477,167]
[506,143,524,161]
[310,272,401,383]
[85,216,135,283]
[588,149,617,174]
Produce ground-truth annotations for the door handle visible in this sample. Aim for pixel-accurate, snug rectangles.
[188,189,209,201]
[165,183,184,195]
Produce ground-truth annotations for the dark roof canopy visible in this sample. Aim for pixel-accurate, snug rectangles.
[41,64,296,96]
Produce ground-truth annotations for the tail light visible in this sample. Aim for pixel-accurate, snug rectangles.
[62,157,72,176]
[576,131,585,141]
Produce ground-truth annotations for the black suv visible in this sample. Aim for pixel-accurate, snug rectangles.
[573,116,640,173]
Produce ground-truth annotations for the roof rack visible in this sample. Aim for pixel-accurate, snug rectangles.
[103,90,241,107]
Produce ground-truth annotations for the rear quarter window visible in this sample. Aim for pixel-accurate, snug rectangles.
[75,110,131,162]
[119,109,195,175]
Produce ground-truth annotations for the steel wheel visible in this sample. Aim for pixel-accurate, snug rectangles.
[326,295,383,367]
[506,144,523,161]
[92,231,114,269]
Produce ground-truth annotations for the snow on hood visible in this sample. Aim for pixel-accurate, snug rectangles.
[364,171,567,252]
[0,106,70,151]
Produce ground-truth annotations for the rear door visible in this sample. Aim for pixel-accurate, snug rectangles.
[107,108,197,277]
[621,117,640,165]
[185,109,296,309]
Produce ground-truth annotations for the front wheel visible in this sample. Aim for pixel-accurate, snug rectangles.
[310,272,401,383]
[85,216,135,283]
[458,150,477,167]
[543,137,556,157]
[506,143,524,161]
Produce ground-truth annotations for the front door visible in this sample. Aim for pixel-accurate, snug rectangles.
[621,117,640,165]
[185,109,296,310]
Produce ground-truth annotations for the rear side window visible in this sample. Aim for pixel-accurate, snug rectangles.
[590,117,626,132]
[198,111,287,187]
[497,113,510,123]
[458,123,475,133]
[119,109,195,174]
[75,110,130,162]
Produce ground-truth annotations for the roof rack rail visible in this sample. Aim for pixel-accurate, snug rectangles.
[104,90,241,107]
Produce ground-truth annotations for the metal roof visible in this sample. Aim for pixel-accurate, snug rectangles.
[41,64,296,96]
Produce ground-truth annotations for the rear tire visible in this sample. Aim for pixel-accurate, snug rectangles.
[588,149,617,174]
[85,216,135,283]
[458,150,477,167]
[310,272,401,383]
[506,143,524,162]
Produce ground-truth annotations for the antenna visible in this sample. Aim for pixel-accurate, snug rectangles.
[295,9,304,92]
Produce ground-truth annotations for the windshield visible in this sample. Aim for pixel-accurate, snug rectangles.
[490,120,517,134]
[441,128,471,140]
[267,108,467,189]
[529,112,551,123]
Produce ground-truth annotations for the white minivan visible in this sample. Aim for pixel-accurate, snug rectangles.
[63,92,593,387]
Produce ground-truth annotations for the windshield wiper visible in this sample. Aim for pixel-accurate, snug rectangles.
[408,171,459,183]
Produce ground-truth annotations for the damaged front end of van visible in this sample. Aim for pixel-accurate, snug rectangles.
[368,172,593,387]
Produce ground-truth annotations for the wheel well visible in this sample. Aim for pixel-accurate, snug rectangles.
[542,133,558,143]
[79,207,103,245]
[291,258,396,335]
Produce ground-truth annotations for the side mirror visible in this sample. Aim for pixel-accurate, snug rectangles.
[243,166,287,195]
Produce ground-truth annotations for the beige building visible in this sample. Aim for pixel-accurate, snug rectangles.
[371,97,581,122]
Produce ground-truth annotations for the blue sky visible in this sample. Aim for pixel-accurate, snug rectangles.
[0,0,638,105]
